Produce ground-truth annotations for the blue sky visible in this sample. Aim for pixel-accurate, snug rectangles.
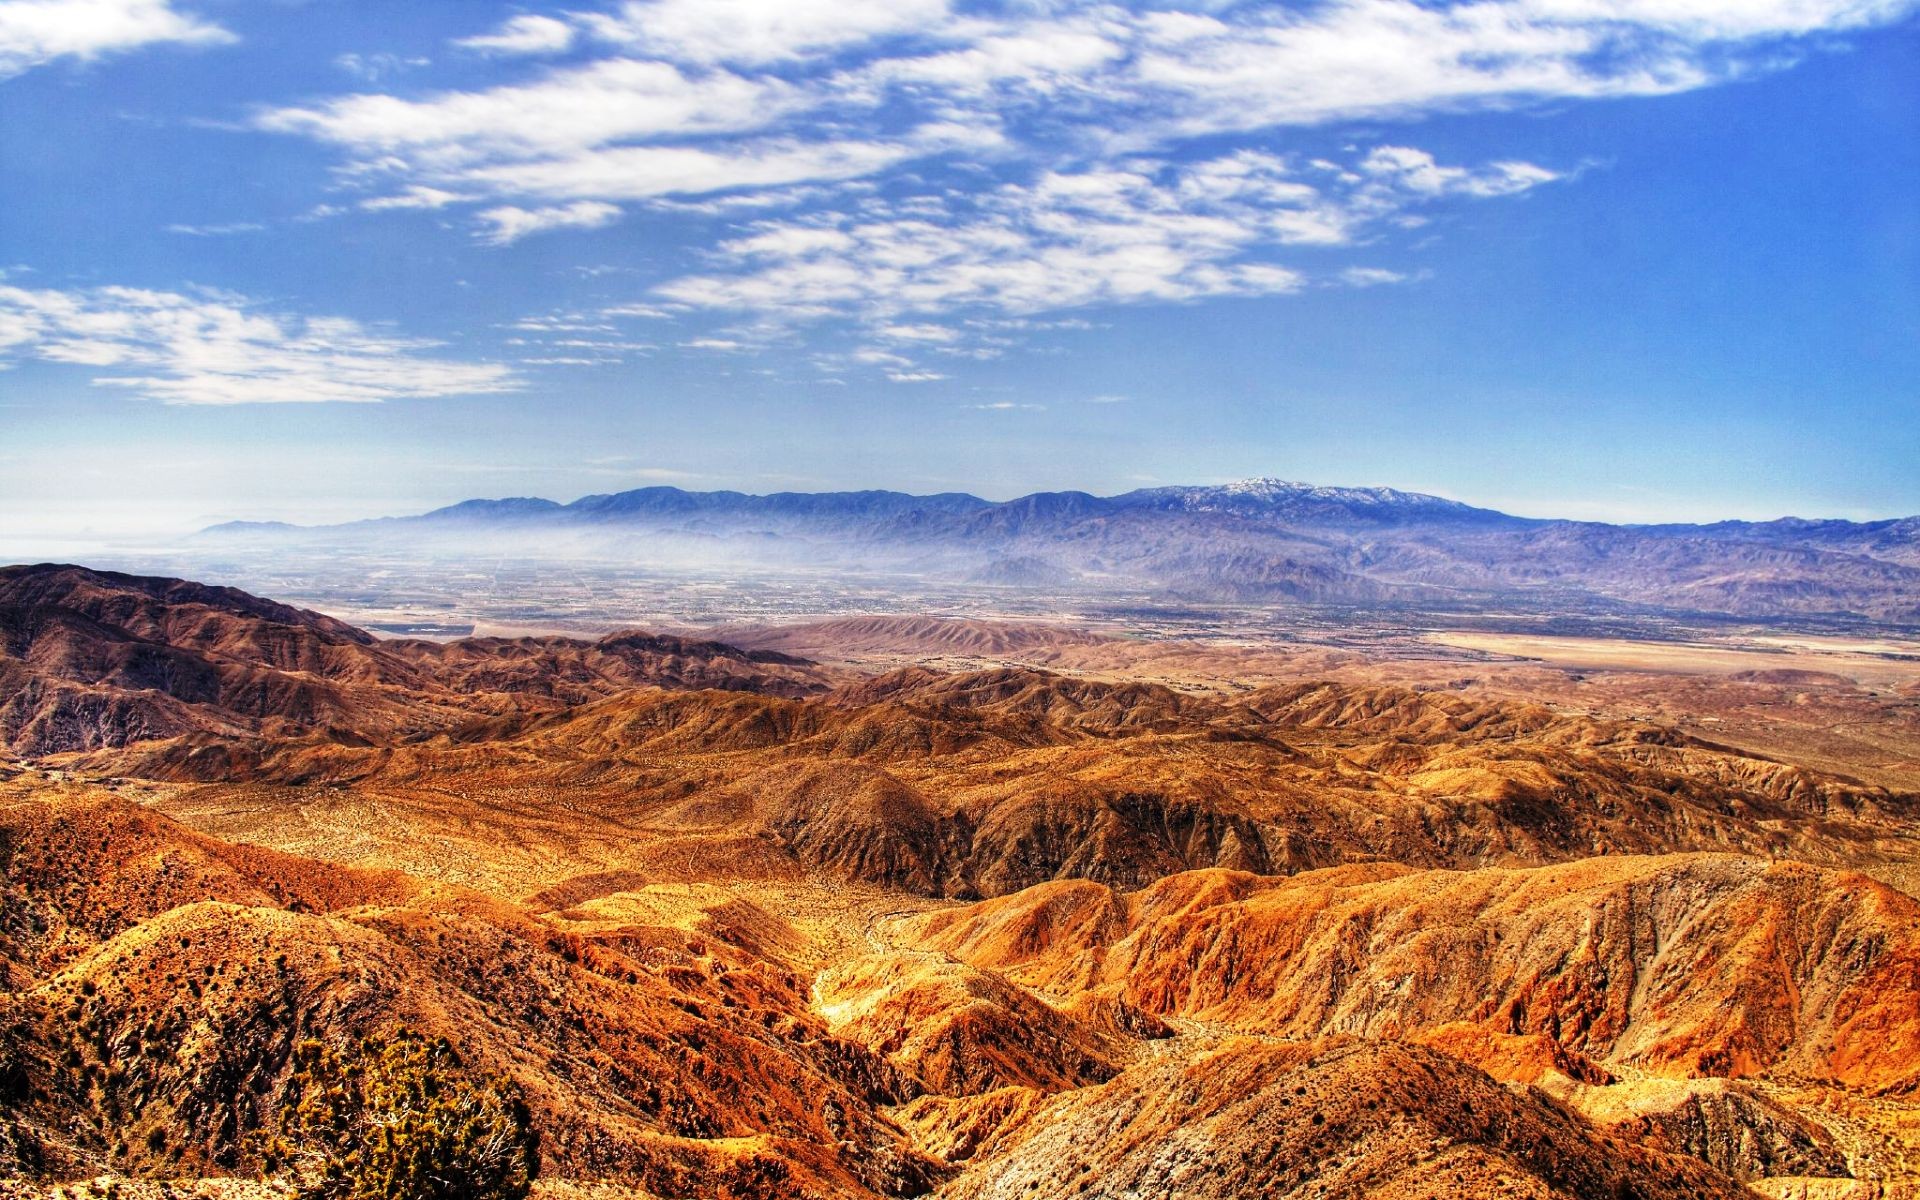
[0,0,1915,539]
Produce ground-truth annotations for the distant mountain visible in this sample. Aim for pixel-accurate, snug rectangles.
[1115,477,1512,524]
[418,496,564,521]
[198,479,1920,623]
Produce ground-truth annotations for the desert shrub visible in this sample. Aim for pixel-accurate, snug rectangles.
[264,1029,537,1200]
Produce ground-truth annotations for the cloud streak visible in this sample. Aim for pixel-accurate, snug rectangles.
[269,0,1919,210]
[455,14,576,57]
[0,284,518,404]
[576,0,954,66]
[476,200,623,245]
[655,148,1557,321]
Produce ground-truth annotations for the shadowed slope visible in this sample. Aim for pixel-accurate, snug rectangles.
[0,788,943,1198]
[717,616,1113,662]
[908,855,1920,1092]
[89,665,1919,903]
[0,565,835,756]
[938,1038,1750,1200]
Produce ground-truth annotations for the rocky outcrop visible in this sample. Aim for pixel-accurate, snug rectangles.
[909,855,1920,1093]
[939,1038,1751,1200]
[812,953,1123,1096]
[1622,1080,1852,1181]
[0,791,943,1199]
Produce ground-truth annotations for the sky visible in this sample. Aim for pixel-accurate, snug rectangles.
[0,0,1916,541]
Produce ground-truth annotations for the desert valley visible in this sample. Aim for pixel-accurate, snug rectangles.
[2,479,1919,1199]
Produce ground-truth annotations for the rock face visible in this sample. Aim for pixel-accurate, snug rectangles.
[6,792,1809,1200]
[908,856,1920,1093]
[0,790,943,1198]
[811,953,1124,1097]
[938,1039,1752,1200]
[15,571,1918,910]
[1623,1081,1852,1181]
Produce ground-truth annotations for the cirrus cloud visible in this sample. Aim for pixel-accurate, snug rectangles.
[455,14,576,57]
[250,0,1920,352]
[655,148,1557,321]
[476,200,623,245]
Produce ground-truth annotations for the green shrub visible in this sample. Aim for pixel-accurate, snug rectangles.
[265,1029,537,1200]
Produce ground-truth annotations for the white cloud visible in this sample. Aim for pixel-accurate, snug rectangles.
[887,370,949,382]
[655,148,1552,322]
[361,185,470,212]
[475,200,623,244]
[1339,266,1412,288]
[275,0,1920,210]
[164,221,265,236]
[250,0,1920,362]
[601,302,676,318]
[259,0,1898,255]
[334,51,429,81]
[509,314,614,332]
[579,0,952,66]
[1110,0,1907,139]
[848,12,1127,97]
[0,283,518,404]
[456,14,575,57]
[876,323,960,342]
[0,0,231,78]
[1359,146,1562,197]
[258,58,797,161]
[455,135,934,203]
[640,181,853,216]
[255,56,992,210]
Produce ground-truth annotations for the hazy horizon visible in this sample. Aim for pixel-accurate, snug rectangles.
[6,468,1920,561]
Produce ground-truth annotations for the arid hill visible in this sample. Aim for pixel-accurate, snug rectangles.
[9,568,1920,1198]
[0,565,835,757]
[3,782,1864,1200]
[79,664,1920,905]
[935,1038,1750,1200]
[0,787,940,1198]
[718,617,1113,664]
[907,855,1920,1092]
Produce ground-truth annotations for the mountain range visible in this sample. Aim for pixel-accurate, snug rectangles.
[203,480,1920,622]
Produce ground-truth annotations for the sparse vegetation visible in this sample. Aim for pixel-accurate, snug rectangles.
[262,1031,536,1200]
